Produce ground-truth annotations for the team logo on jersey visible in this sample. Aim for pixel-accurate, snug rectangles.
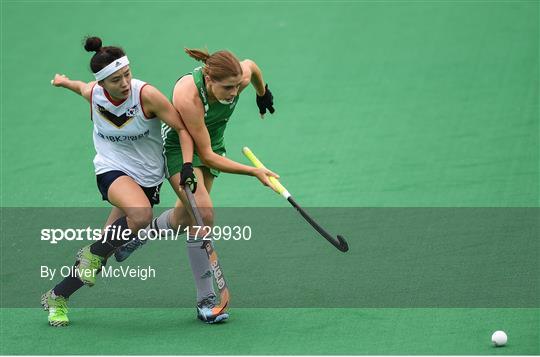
[96,104,138,128]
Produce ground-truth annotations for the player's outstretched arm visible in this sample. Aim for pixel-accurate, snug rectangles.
[50,74,95,102]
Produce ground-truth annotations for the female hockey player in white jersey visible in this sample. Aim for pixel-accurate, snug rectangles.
[41,36,196,327]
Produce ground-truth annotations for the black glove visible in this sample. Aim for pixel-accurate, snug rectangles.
[180,162,197,193]
[256,84,275,115]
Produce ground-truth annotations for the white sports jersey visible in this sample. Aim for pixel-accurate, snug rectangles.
[91,78,165,187]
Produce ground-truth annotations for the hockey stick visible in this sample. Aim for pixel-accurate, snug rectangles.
[243,147,349,253]
[183,186,230,315]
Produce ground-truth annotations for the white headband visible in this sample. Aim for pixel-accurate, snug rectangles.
[94,56,130,81]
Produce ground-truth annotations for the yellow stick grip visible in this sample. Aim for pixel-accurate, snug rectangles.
[242,147,290,198]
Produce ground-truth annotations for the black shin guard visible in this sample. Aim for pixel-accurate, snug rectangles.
[53,269,84,298]
[90,216,136,257]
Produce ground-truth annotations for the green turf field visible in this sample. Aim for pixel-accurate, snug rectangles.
[1,308,539,355]
[1,0,538,355]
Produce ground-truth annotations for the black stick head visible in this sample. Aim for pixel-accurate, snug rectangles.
[336,235,349,252]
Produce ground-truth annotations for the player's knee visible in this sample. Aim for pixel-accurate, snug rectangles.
[199,207,214,227]
[168,207,186,229]
[127,208,153,231]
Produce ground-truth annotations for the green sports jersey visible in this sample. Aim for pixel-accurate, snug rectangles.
[162,66,241,177]
[192,66,240,151]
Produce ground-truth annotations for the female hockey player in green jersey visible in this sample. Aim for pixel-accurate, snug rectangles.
[116,48,278,324]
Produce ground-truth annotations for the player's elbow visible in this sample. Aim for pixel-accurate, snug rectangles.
[244,59,258,71]
[197,150,213,167]
[174,126,185,136]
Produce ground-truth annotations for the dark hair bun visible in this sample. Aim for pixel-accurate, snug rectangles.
[84,36,102,52]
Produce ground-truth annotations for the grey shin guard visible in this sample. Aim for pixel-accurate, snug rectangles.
[187,236,215,301]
